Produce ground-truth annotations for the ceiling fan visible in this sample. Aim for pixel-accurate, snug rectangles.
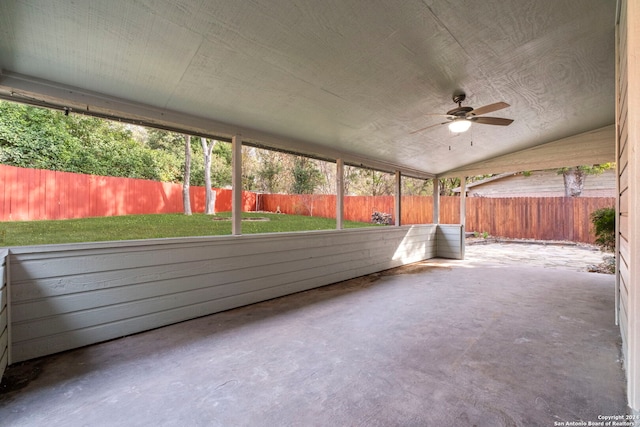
[411,93,513,134]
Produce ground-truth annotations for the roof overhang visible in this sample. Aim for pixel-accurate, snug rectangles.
[439,125,616,178]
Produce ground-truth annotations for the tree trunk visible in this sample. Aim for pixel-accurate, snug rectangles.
[182,135,192,215]
[201,137,216,214]
[562,167,586,197]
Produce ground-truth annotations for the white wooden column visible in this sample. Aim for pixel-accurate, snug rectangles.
[459,176,467,230]
[231,135,242,235]
[336,159,344,230]
[459,176,467,259]
[395,171,401,226]
[433,178,440,224]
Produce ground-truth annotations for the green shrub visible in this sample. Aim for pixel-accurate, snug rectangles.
[591,207,615,251]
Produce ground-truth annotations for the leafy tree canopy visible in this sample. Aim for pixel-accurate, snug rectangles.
[0,101,233,186]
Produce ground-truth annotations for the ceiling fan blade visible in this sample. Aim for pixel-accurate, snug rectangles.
[467,102,510,117]
[409,122,448,134]
[472,117,514,126]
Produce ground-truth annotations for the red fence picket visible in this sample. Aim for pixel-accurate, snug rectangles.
[0,165,255,220]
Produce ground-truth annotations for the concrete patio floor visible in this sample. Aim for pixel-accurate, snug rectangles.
[0,243,626,426]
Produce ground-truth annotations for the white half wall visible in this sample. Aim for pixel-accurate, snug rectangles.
[0,248,8,379]
[437,225,465,260]
[7,225,455,363]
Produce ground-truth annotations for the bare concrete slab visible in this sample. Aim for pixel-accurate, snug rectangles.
[0,254,626,426]
[465,240,608,272]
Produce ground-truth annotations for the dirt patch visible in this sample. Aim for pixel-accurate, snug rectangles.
[322,262,451,292]
[381,262,451,275]
[337,274,383,290]
[0,359,45,396]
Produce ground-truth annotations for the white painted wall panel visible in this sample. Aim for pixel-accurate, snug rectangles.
[436,225,464,260]
[8,225,438,362]
[618,1,631,372]
[616,0,640,409]
[0,248,8,381]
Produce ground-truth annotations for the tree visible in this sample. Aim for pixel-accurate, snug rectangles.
[210,142,232,188]
[559,167,586,197]
[145,128,196,183]
[183,135,192,215]
[291,156,323,194]
[438,178,461,196]
[201,138,217,214]
[348,169,394,196]
[557,164,614,197]
[0,101,182,181]
[256,149,286,193]
[241,146,259,191]
[314,159,337,195]
[402,177,433,196]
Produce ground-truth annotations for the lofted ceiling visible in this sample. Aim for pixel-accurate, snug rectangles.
[0,0,616,178]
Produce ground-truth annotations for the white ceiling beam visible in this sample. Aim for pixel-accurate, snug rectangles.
[439,125,616,178]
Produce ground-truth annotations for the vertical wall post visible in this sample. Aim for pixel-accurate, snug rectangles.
[459,176,467,231]
[336,159,344,230]
[433,178,440,224]
[459,176,467,259]
[231,135,242,236]
[395,171,401,226]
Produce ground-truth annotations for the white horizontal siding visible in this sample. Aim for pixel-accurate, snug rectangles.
[468,169,616,198]
[0,248,8,380]
[436,224,464,260]
[8,225,437,362]
[618,0,631,380]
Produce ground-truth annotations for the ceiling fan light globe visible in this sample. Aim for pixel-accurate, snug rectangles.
[449,119,472,133]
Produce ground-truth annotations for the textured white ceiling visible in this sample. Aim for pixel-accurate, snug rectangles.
[0,0,616,176]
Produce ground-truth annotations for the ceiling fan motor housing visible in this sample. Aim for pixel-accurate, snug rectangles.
[452,93,466,104]
[446,106,474,117]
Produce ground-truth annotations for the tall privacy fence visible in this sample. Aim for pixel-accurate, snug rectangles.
[0,165,614,243]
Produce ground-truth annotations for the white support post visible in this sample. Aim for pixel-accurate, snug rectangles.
[459,176,467,259]
[336,159,344,230]
[231,135,242,235]
[395,171,401,226]
[433,178,440,224]
[459,176,467,231]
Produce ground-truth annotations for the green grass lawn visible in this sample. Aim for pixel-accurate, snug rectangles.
[0,212,377,246]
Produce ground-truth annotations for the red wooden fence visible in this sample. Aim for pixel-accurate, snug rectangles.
[260,193,614,243]
[261,194,437,224]
[0,165,256,221]
[0,165,614,243]
[465,197,615,243]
